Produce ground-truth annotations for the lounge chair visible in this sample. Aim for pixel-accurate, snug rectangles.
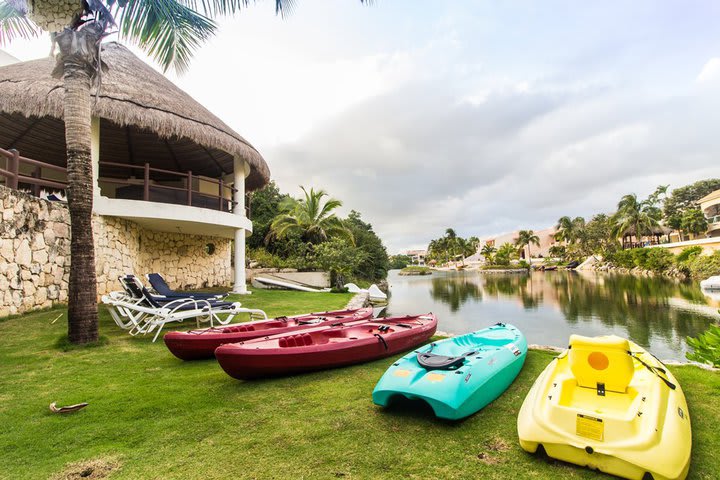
[102,293,268,342]
[146,273,227,300]
[119,275,232,309]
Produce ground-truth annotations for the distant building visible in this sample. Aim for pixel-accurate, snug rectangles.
[699,189,720,238]
[404,249,427,265]
[482,227,558,259]
[0,50,19,67]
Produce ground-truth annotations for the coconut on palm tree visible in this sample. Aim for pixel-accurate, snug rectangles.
[0,0,361,344]
[514,230,540,265]
[270,186,353,245]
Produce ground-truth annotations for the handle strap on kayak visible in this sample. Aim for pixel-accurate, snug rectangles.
[374,333,388,350]
[628,351,676,390]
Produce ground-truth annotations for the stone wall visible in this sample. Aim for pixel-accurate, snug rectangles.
[0,186,233,316]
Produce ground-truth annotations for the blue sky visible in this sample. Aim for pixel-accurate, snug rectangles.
[6,0,720,252]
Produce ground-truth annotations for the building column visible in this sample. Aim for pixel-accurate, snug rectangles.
[232,155,250,294]
[91,116,101,201]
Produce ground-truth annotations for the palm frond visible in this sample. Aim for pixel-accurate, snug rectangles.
[0,1,40,45]
[116,0,217,73]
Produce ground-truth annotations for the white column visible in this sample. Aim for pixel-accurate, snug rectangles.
[232,155,250,294]
[91,116,101,201]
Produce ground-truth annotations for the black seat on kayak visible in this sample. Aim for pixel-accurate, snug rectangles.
[417,351,476,370]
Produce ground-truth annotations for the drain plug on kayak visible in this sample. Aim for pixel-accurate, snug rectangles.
[585,446,594,454]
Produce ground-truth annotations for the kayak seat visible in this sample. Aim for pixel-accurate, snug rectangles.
[568,335,634,393]
[417,351,476,370]
[279,333,314,348]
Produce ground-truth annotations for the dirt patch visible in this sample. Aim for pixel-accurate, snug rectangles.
[50,458,120,480]
[476,437,511,465]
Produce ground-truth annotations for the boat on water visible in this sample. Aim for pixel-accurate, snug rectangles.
[372,323,527,420]
[700,275,720,291]
[215,314,437,379]
[517,334,691,480]
[163,308,374,360]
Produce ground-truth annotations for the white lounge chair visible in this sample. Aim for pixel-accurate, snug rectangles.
[102,294,268,342]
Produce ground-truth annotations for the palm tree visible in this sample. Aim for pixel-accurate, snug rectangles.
[612,193,660,247]
[480,244,496,263]
[555,216,585,244]
[514,230,540,264]
[0,0,366,344]
[270,187,353,245]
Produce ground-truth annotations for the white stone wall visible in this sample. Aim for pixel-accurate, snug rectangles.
[0,186,232,316]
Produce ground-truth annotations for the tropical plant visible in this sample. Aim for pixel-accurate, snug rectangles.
[389,254,411,270]
[611,193,661,245]
[312,238,367,289]
[270,186,353,245]
[554,216,585,244]
[514,230,540,263]
[494,242,517,266]
[686,324,720,367]
[344,210,389,281]
[0,0,295,344]
[480,244,497,263]
[680,208,709,237]
[548,244,566,259]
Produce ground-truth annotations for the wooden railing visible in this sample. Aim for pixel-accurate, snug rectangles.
[0,147,68,194]
[0,148,251,216]
[98,160,239,213]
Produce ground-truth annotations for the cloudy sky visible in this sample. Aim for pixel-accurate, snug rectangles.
[6,0,720,252]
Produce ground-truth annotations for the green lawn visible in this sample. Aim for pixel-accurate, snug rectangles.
[0,290,718,479]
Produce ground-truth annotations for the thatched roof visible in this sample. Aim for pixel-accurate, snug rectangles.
[0,42,269,190]
[620,224,673,237]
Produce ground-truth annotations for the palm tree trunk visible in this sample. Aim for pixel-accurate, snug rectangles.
[58,30,100,344]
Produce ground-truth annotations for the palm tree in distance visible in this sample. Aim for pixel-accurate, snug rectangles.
[555,216,586,244]
[480,244,497,264]
[515,230,540,265]
[270,187,353,245]
[0,0,369,344]
[612,193,660,247]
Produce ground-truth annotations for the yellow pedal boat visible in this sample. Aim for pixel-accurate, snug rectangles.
[517,335,691,480]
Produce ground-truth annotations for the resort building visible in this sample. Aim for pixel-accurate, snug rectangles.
[699,188,720,238]
[404,249,427,265]
[482,227,558,259]
[0,43,270,315]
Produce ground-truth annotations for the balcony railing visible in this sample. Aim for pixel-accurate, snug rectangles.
[706,215,720,225]
[98,161,238,213]
[1,147,250,216]
[0,147,68,194]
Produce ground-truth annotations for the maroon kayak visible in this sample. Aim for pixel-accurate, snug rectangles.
[215,314,438,380]
[164,307,374,360]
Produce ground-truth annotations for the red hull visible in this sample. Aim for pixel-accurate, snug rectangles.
[215,314,438,380]
[163,308,373,360]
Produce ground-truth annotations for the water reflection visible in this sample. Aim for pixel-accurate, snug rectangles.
[385,270,718,361]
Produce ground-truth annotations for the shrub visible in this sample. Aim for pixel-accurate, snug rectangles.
[643,248,674,272]
[676,246,703,263]
[607,249,636,269]
[247,248,288,268]
[687,251,720,279]
[686,324,720,367]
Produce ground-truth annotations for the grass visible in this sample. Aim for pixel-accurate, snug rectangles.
[1,289,718,479]
[399,266,432,275]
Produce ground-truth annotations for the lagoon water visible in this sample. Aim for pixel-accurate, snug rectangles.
[382,269,719,362]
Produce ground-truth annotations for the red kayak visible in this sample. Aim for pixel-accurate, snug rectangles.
[215,314,438,380]
[163,307,374,360]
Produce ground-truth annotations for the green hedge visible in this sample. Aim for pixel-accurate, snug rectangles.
[607,246,720,278]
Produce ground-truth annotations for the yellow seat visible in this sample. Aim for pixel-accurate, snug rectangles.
[568,335,634,393]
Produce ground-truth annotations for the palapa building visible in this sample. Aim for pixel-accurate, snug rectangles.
[0,43,270,315]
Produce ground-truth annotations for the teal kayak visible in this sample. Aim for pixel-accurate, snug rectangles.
[372,323,527,420]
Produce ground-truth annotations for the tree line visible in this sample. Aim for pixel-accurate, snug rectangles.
[248,182,390,288]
